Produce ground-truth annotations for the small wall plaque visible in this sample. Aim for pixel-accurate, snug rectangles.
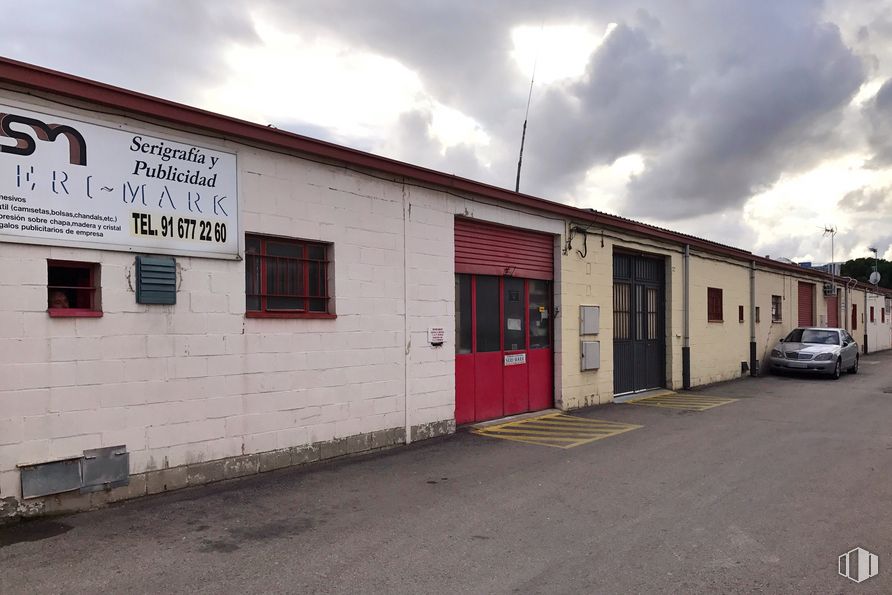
[428,327,445,346]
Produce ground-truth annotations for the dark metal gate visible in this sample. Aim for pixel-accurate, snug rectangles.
[613,252,665,395]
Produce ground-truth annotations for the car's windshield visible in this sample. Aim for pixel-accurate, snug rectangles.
[785,329,839,345]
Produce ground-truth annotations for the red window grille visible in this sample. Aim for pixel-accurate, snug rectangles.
[245,234,333,318]
[707,287,723,322]
[47,260,102,318]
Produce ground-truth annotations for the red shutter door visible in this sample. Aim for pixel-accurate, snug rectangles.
[826,294,839,327]
[455,218,554,280]
[798,282,814,327]
[454,218,554,424]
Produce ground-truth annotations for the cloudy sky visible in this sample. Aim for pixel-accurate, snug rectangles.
[5,0,892,261]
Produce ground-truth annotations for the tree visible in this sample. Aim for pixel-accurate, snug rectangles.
[840,257,892,289]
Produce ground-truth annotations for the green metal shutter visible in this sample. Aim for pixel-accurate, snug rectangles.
[135,255,177,304]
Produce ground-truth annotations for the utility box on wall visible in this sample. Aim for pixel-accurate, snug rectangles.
[581,341,600,371]
[580,305,600,335]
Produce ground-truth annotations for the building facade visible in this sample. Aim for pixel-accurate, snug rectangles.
[0,59,889,521]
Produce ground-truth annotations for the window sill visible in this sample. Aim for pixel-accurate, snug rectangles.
[708,319,723,323]
[48,309,103,318]
[246,311,337,319]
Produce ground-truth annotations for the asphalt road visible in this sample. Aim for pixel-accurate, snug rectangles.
[3,351,892,594]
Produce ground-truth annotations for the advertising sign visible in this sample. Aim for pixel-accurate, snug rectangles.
[0,103,239,259]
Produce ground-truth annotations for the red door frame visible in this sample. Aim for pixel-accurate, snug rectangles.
[455,274,552,425]
[503,277,530,416]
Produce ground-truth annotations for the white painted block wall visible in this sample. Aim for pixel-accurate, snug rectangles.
[0,95,563,501]
[866,293,892,352]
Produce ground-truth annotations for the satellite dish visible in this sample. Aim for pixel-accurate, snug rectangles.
[869,271,881,285]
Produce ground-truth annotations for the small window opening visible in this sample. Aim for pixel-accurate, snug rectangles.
[47,260,102,317]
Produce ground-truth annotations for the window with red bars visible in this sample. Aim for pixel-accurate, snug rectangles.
[47,260,102,317]
[707,287,723,322]
[245,234,333,318]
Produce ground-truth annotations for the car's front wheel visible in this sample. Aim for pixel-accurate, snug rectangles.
[831,358,841,380]
[849,356,859,374]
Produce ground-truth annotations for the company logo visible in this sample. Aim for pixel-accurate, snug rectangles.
[839,547,879,583]
[0,113,87,166]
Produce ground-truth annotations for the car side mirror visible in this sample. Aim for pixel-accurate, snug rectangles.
[779,338,784,343]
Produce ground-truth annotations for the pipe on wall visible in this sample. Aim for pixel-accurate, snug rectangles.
[682,244,691,389]
[864,290,869,355]
[843,284,849,332]
[402,184,412,444]
[750,260,757,376]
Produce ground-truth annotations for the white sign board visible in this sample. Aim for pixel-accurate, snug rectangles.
[504,353,527,366]
[0,103,239,259]
[428,327,445,346]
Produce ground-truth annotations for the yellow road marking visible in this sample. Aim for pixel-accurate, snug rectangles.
[627,391,737,411]
[485,427,614,437]
[472,413,642,449]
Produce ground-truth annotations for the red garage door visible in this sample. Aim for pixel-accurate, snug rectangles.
[454,218,554,424]
[798,282,815,327]
[826,294,839,328]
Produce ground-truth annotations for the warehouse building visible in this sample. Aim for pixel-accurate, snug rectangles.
[0,58,889,520]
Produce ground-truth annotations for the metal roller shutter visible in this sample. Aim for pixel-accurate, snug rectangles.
[798,282,815,327]
[454,218,553,280]
[826,294,838,328]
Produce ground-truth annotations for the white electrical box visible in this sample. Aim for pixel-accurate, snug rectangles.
[580,305,600,335]
[581,340,600,371]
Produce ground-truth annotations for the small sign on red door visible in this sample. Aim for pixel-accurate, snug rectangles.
[504,353,527,366]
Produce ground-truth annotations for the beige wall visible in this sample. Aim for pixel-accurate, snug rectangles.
[558,227,682,409]
[860,290,892,352]
[687,253,752,385]
[749,268,839,368]
[557,225,889,405]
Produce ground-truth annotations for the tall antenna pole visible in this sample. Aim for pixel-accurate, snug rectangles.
[515,26,542,193]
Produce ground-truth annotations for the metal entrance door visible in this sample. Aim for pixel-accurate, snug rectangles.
[613,253,665,396]
[454,274,553,424]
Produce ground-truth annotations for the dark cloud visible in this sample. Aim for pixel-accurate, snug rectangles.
[621,11,863,219]
[256,1,866,224]
[520,23,690,193]
[0,0,257,102]
[381,110,488,181]
[864,78,892,167]
[839,185,892,212]
[1,0,885,261]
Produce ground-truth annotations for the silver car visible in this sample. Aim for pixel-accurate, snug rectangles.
[768,327,860,379]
